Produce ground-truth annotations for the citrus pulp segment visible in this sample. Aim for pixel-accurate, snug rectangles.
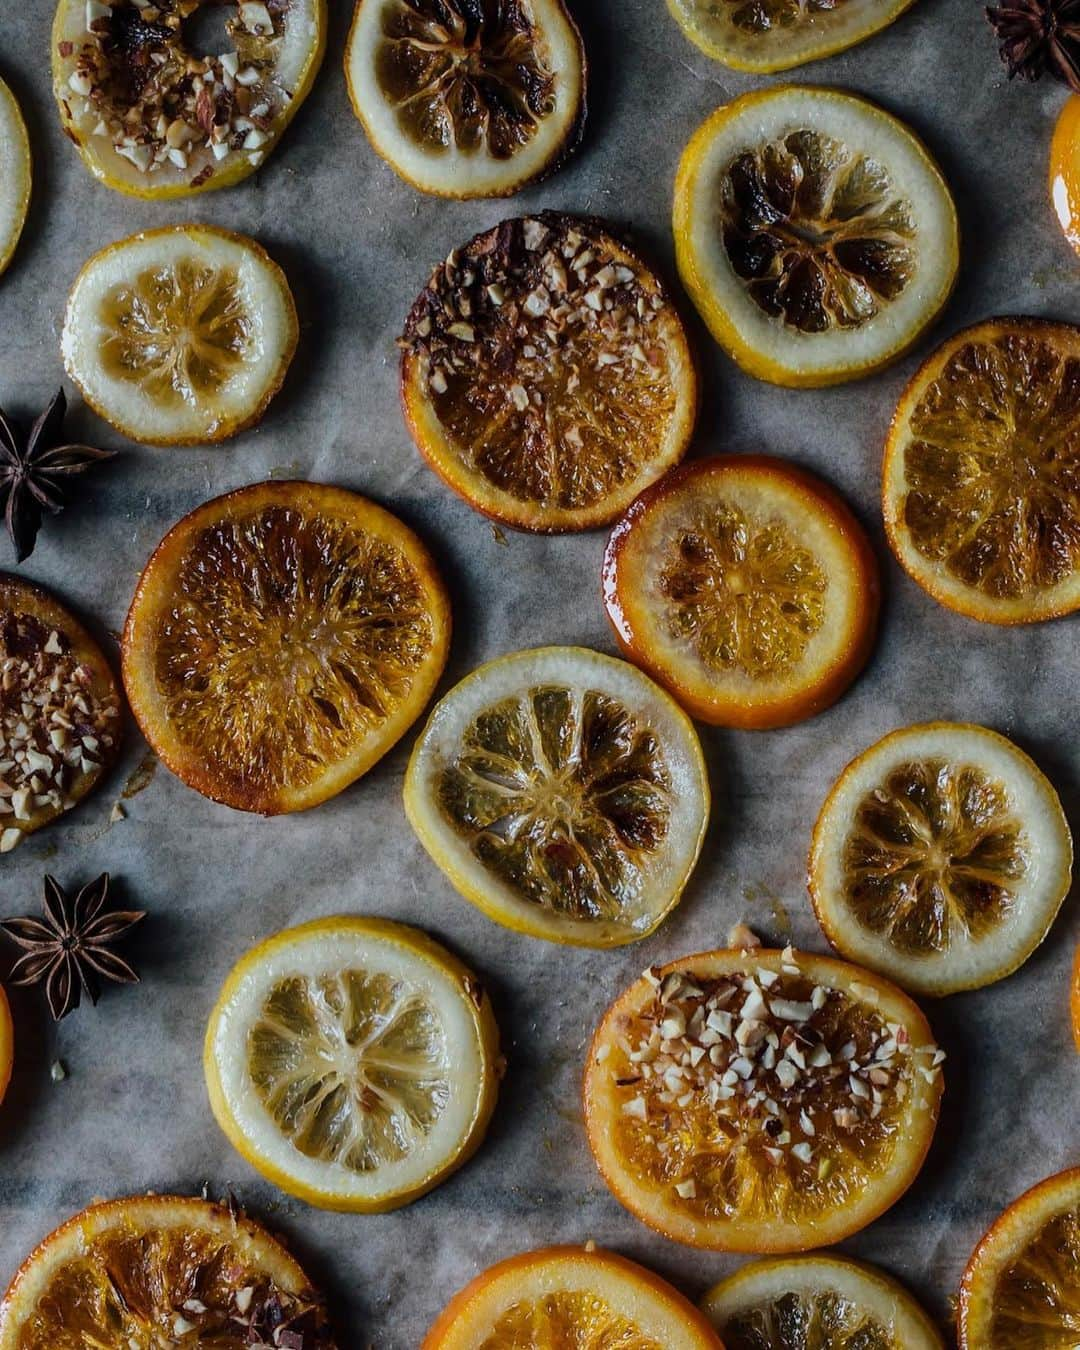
[404,646,709,947]
[0,78,30,278]
[122,481,450,815]
[584,947,943,1250]
[603,455,879,729]
[51,0,327,199]
[346,0,585,199]
[400,213,697,532]
[673,86,958,387]
[884,317,1080,622]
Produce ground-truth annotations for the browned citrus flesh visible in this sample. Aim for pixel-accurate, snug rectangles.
[400,213,697,532]
[122,481,450,815]
[884,318,1080,622]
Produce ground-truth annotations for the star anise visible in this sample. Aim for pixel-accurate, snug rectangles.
[0,389,116,563]
[1,875,145,1021]
[987,0,1080,89]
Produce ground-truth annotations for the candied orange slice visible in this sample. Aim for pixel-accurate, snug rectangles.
[584,947,943,1251]
[0,986,11,1107]
[0,1194,336,1347]
[884,317,1080,623]
[604,455,879,729]
[1051,95,1080,255]
[0,78,30,278]
[346,0,585,199]
[422,1245,723,1349]
[122,481,450,815]
[400,213,697,532]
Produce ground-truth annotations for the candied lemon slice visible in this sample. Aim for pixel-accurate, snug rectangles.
[809,722,1072,997]
[122,481,450,815]
[674,87,958,388]
[346,0,585,199]
[604,455,879,729]
[0,78,30,278]
[0,1194,336,1348]
[404,646,709,947]
[584,947,943,1251]
[423,1246,722,1349]
[204,916,501,1213]
[884,317,1080,623]
[400,213,697,532]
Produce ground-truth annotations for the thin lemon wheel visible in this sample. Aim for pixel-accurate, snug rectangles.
[404,646,709,947]
[674,86,958,388]
[809,722,1072,998]
[52,0,327,200]
[702,1254,944,1348]
[604,455,879,729]
[422,1245,723,1349]
[0,1193,335,1347]
[0,78,30,278]
[122,481,450,815]
[205,917,501,1213]
[584,947,943,1251]
[346,0,585,199]
[884,317,1080,623]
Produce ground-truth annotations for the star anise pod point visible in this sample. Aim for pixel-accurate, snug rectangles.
[987,0,1080,91]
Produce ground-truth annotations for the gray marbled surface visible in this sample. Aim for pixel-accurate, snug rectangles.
[0,1,1077,1345]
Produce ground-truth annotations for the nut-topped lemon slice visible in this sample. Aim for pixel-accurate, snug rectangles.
[0,78,31,278]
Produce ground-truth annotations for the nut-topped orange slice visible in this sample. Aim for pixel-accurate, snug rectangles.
[584,947,943,1251]
[122,481,450,815]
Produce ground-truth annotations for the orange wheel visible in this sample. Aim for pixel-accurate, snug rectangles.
[0,987,11,1106]
[1071,945,1080,1054]
[1051,95,1080,255]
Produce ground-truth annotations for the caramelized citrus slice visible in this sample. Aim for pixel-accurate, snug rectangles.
[674,87,958,388]
[62,224,297,446]
[884,317,1080,623]
[1072,944,1080,1054]
[205,916,501,1212]
[404,646,709,947]
[52,0,326,199]
[702,1254,944,1348]
[400,213,697,532]
[1051,95,1080,256]
[422,1246,723,1349]
[122,481,450,815]
[584,947,943,1251]
[0,986,11,1107]
[0,78,30,278]
[809,722,1072,997]
[0,1194,336,1348]
[604,455,879,729]
[346,0,585,199]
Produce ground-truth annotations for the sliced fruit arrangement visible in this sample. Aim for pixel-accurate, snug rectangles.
[404,646,709,947]
[959,1167,1080,1348]
[0,1193,337,1347]
[674,86,958,388]
[810,722,1072,998]
[1051,95,1080,255]
[122,481,450,815]
[62,224,297,446]
[346,0,585,199]
[702,1253,944,1348]
[604,455,879,729]
[0,574,122,855]
[422,1245,723,1349]
[0,77,30,278]
[205,917,500,1212]
[400,213,697,532]
[584,946,943,1251]
[884,317,1080,623]
[52,0,327,199]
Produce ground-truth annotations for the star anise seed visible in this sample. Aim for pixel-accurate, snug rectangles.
[987,0,1080,89]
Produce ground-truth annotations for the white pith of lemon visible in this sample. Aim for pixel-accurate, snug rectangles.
[0,78,30,278]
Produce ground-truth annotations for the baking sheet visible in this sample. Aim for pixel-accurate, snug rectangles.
[0,0,1077,1344]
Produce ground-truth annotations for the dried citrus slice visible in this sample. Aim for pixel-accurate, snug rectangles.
[604,455,879,729]
[122,481,450,815]
[0,986,11,1106]
[400,213,697,532]
[0,574,122,855]
[205,916,500,1212]
[702,1254,944,1348]
[674,87,958,388]
[1072,944,1080,1054]
[404,646,709,947]
[584,946,943,1251]
[0,1193,336,1347]
[883,317,1080,623]
[1051,95,1080,255]
[0,78,30,278]
[346,0,585,199]
[809,722,1072,998]
[62,224,297,446]
[423,1245,722,1349]
[52,0,326,199]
